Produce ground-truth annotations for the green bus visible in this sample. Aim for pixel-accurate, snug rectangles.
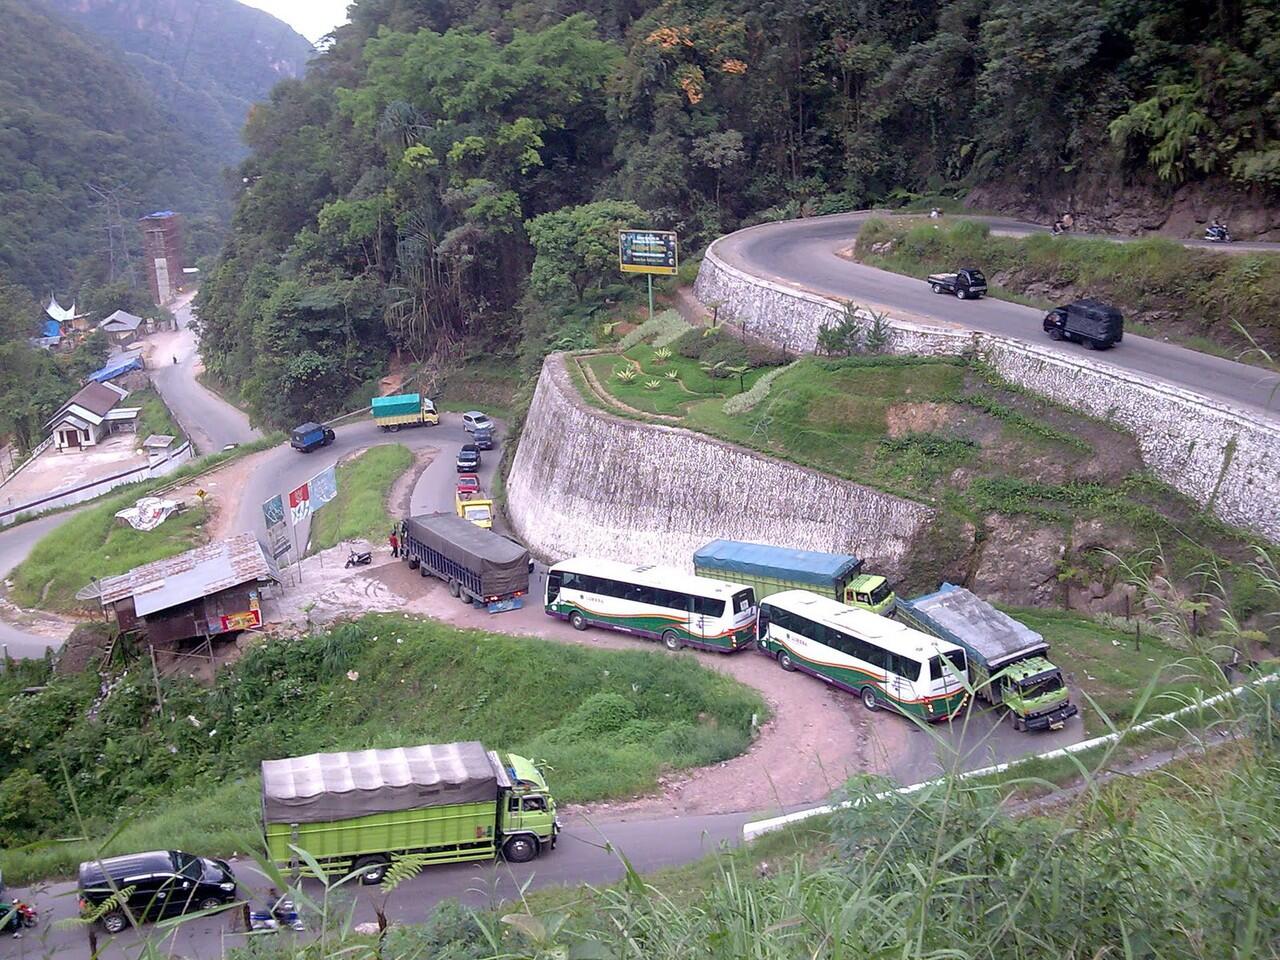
[758,589,969,721]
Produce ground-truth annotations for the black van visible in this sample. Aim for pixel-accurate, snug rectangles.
[78,850,237,933]
[1043,299,1123,350]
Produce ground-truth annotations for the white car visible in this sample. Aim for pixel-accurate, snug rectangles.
[461,411,493,433]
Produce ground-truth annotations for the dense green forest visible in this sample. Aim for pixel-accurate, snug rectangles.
[43,0,314,179]
[198,0,1280,427]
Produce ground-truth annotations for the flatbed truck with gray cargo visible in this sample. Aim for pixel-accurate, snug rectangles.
[401,512,531,613]
[262,741,559,883]
[898,584,1077,731]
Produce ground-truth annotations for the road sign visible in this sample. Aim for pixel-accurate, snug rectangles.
[262,494,285,528]
[619,230,678,275]
[309,464,338,507]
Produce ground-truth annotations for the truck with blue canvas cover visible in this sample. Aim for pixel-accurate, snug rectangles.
[262,741,559,883]
[693,539,896,615]
[899,584,1077,731]
[371,393,439,431]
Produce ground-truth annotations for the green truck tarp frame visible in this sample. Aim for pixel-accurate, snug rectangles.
[371,394,424,418]
[906,583,1048,671]
[405,513,530,598]
[261,741,510,824]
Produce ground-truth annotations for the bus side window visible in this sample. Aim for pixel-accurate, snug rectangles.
[546,571,562,603]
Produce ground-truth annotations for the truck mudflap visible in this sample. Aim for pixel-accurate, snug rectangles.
[1023,701,1078,732]
[487,596,525,615]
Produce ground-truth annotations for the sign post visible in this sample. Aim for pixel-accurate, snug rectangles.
[619,230,678,325]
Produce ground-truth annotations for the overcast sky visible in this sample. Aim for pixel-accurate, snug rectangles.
[241,0,350,43]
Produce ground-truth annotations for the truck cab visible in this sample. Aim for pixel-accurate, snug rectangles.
[843,574,896,615]
[995,656,1073,731]
[927,268,987,299]
[455,493,494,528]
[498,753,559,862]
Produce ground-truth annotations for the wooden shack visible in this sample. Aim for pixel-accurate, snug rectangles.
[98,533,279,645]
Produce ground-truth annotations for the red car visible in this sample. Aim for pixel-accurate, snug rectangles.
[456,474,480,499]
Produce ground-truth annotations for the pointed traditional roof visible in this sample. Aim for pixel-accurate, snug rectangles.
[46,296,78,322]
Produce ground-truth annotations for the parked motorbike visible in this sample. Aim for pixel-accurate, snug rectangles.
[345,546,372,568]
[929,207,943,219]
[1050,220,1069,236]
[249,894,304,933]
[1205,223,1233,243]
[1,899,39,937]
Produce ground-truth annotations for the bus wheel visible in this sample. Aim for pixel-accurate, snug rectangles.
[778,651,796,671]
[353,855,390,885]
[570,611,587,631]
[448,580,460,597]
[503,836,538,863]
[662,630,683,652]
[861,687,880,712]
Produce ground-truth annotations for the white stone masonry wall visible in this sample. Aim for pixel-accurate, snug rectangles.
[695,245,1280,542]
[506,354,936,576]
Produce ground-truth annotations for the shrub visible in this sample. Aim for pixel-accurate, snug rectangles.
[652,346,672,362]
[702,336,749,370]
[664,369,680,380]
[618,309,690,350]
[615,366,638,383]
[745,340,788,367]
[722,361,798,415]
[643,378,662,390]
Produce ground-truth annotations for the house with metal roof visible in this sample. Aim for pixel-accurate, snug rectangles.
[98,532,280,645]
[98,309,145,345]
[43,380,140,450]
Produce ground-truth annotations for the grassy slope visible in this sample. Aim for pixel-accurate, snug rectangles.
[10,488,209,610]
[856,217,1280,357]
[129,387,182,441]
[8,434,287,611]
[309,443,413,552]
[0,615,765,883]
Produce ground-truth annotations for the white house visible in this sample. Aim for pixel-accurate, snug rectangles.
[43,381,140,450]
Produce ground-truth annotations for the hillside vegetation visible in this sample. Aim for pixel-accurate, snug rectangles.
[0,616,764,883]
[197,0,1280,428]
[858,218,1280,353]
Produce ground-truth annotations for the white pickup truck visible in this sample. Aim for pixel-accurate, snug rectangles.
[927,268,987,299]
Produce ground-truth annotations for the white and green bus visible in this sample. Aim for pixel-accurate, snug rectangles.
[545,558,757,653]
[758,590,969,721]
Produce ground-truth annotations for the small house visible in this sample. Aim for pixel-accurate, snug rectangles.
[98,533,280,645]
[44,381,139,450]
[98,310,145,345]
[46,295,92,333]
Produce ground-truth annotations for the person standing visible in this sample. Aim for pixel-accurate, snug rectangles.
[388,528,399,558]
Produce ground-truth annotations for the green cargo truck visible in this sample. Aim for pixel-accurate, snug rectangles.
[898,584,1077,732]
[371,393,439,431]
[693,539,896,615]
[262,741,559,884]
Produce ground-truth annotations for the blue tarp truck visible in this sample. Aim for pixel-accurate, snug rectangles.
[372,393,439,431]
[898,584,1077,732]
[693,540,896,615]
[402,513,530,613]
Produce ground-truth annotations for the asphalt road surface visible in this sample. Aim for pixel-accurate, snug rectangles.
[713,213,1280,418]
[0,511,78,659]
[149,295,260,455]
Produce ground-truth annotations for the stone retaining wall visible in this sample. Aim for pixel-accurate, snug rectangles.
[506,354,935,576]
[695,244,1280,542]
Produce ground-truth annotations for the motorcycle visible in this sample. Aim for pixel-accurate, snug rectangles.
[1,899,38,937]
[1205,223,1233,243]
[929,207,943,219]
[249,895,304,933]
[345,546,372,568]
[1050,220,1070,236]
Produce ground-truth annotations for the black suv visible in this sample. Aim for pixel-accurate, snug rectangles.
[78,850,237,933]
[456,443,481,472]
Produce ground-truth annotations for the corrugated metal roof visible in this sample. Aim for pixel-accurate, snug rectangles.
[99,532,279,614]
[99,310,144,332]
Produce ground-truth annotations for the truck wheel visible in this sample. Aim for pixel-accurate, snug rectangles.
[778,651,796,671]
[419,564,429,577]
[662,629,683,651]
[1011,714,1026,732]
[353,855,390,885]
[955,288,966,300]
[101,911,128,934]
[570,611,587,631]
[1084,338,1097,350]
[503,836,538,863]
[930,283,942,294]
[448,579,460,597]
[1048,329,1063,341]
[861,687,880,712]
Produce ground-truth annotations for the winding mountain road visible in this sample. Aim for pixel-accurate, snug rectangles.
[711,213,1280,417]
